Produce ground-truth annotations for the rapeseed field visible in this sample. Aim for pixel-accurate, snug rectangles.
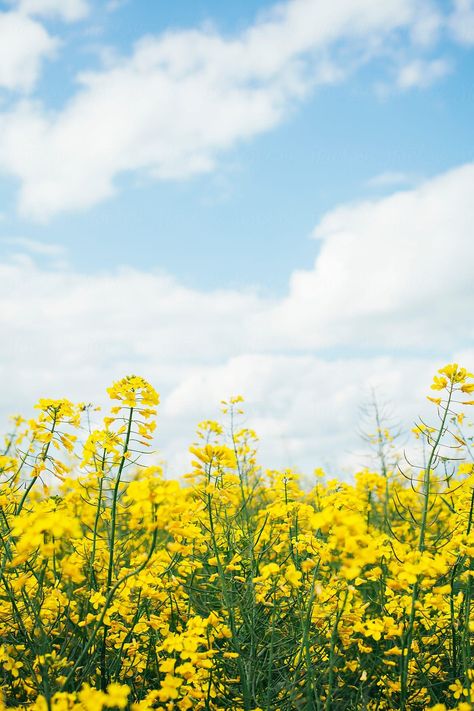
[0,364,474,710]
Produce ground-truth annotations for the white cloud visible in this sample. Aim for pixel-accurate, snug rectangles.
[162,353,439,476]
[396,57,452,89]
[12,0,89,22]
[449,0,474,45]
[0,163,472,475]
[0,0,441,220]
[0,11,57,91]
[270,163,474,350]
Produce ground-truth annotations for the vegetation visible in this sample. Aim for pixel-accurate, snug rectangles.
[0,364,474,710]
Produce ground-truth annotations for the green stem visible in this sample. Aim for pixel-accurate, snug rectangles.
[106,407,134,590]
[400,382,454,709]
[17,411,58,515]
[325,588,348,711]
[61,518,159,691]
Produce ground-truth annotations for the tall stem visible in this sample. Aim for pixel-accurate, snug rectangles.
[400,383,454,709]
[101,406,134,689]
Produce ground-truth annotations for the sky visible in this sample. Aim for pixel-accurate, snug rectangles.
[0,0,473,477]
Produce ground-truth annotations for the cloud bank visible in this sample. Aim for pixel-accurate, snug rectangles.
[1,163,472,475]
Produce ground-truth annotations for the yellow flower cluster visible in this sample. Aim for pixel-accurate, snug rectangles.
[0,366,473,709]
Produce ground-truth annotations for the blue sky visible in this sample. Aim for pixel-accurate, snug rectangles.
[11,68,473,291]
[0,0,473,474]
[0,0,472,290]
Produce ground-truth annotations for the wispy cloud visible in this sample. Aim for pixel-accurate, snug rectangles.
[365,171,419,189]
[8,0,89,22]
[1,236,66,257]
[106,0,129,12]
[449,0,474,45]
[396,57,452,89]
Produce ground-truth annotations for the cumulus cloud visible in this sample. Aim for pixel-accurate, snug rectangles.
[270,163,474,350]
[0,11,57,91]
[0,163,472,474]
[0,0,446,220]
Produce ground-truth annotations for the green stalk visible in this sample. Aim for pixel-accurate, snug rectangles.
[419,383,453,553]
[99,406,134,689]
[106,407,134,590]
[88,449,107,590]
[325,588,348,711]
[61,516,159,691]
[17,410,58,515]
[400,382,454,709]
[206,467,251,710]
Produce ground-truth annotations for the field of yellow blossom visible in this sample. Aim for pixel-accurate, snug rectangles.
[1,364,474,710]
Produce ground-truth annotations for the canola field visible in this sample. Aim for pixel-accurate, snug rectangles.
[0,364,474,710]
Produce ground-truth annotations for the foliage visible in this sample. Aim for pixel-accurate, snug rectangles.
[0,366,474,710]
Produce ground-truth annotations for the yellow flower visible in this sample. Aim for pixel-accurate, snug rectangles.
[107,375,159,408]
[439,363,471,383]
[158,674,183,702]
[259,563,280,580]
[103,683,130,709]
[285,563,302,588]
[449,679,468,700]
[431,375,448,391]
